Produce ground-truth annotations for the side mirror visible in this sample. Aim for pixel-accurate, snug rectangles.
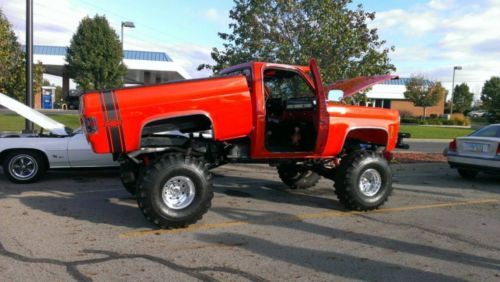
[327,89,344,102]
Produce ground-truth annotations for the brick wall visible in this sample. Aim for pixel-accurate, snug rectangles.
[391,94,445,117]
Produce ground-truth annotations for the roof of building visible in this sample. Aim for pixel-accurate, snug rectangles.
[24,45,172,62]
[380,77,433,86]
[366,77,434,100]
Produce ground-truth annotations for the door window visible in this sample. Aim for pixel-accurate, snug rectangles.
[264,69,315,100]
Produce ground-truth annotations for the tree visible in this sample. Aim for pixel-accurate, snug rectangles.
[404,76,445,120]
[452,83,473,114]
[199,0,395,83]
[480,76,500,122]
[34,61,44,95]
[0,9,25,101]
[66,15,126,91]
[0,10,45,103]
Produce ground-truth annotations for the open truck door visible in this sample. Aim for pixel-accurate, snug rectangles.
[308,59,330,154]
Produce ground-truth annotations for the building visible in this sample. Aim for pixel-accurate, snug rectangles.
[365,78,445,117]
[28,45,190,99]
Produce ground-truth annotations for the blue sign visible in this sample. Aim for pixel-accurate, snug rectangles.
[42,94,52,109]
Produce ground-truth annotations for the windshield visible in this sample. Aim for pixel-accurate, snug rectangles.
[470,125,500,138]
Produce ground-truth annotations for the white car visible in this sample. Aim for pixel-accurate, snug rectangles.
[0,93,116,183]
[467,110,488,118]
[444,124,500,178]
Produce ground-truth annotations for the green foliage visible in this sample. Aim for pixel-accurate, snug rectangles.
[66,15,126,91]
[0,10,45,103]
[400,125,474,139]
[401,116,470,126]
[0,9,25,101]
[0,113,81,132]
[34,61,44,95]
[199,0,395,83]
[452,83,473,114]
[404,76,445,119]
[480,76,500,123]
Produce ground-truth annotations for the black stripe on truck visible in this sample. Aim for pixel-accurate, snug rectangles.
[100,90,125,154]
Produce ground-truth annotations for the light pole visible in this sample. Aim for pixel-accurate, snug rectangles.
[450,65,462,115]
[121,21,135,50]
[25,0,33,132]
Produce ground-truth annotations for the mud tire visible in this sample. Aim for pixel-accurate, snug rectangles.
[334,151,392,210]
[136,153,213,229]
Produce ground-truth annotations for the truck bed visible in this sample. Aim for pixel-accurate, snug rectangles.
[81,75,253,154]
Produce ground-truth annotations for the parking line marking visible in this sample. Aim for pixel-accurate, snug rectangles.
[119,197,500,238]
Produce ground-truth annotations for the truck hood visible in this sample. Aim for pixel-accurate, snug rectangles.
[0,92,68,136]
[327,75,399,97]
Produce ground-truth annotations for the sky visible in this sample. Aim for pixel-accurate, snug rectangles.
[1,0,499,98]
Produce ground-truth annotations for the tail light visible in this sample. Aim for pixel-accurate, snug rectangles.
[497,144,500,155]
[449,139,457,152]
[83,117,98,134]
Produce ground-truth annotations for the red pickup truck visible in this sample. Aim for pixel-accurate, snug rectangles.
[81,59,408,229]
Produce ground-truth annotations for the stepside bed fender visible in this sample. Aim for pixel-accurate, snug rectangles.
[139,111,216,142]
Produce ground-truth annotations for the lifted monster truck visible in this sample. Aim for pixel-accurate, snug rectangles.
[80,59,408,229]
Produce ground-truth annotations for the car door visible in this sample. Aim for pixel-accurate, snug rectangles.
[67,129,116,167]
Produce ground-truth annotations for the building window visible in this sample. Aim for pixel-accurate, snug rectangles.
[368,99,392,109]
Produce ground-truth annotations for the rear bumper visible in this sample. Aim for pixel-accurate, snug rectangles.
[447,153,500,173]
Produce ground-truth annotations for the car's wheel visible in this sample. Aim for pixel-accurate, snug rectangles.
[472,114,478,118]
[136,153,213,229]
[334,150,392,210]
[457,169,479,179]
[277,163,320,189]
[120,158,139,195]
[2,151,47,183]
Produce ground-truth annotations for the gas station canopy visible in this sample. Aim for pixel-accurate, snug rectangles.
[29,45,191,85]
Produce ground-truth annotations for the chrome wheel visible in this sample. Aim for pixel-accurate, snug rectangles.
[8,154,38,181]
[161,176,196,210]
[358,168,382,197]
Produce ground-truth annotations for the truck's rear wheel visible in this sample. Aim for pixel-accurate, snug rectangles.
[120,158,139,195]
[136,153,213,229]
[277,164,320,189]
[334,151,392,210]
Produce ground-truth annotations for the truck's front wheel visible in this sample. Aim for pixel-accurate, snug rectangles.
[334,151,392,210]
[277,164,320,189]
[136,153,213,229]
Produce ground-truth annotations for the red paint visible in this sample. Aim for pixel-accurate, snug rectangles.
[81,60,401,159]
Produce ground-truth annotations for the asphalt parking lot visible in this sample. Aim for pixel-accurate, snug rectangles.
[0,162,499,281]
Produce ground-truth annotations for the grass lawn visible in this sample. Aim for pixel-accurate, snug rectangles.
[0,113,81,132]
[0,112,476,139]
[400,125,474,139]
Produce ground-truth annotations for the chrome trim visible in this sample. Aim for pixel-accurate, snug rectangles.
[162,176,196,210]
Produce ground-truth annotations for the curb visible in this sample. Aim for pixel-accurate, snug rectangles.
[406,139,452,143]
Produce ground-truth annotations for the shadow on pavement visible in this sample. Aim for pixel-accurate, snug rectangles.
[202,206,500,278]
[0,241,266,281]
[213,174,343,211]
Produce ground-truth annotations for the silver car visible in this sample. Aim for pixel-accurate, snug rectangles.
[444,124,500,178]
[0,93,116,183]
